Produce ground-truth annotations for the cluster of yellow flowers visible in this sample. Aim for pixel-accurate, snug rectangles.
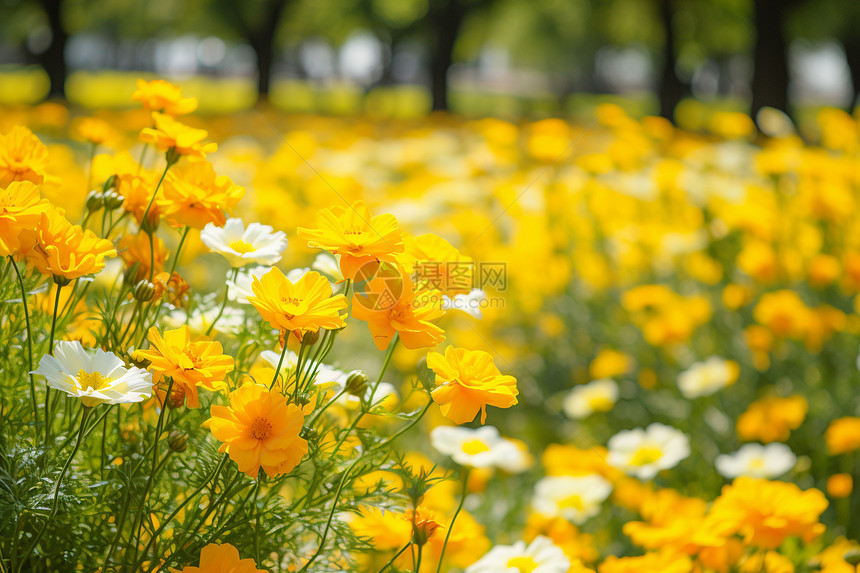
[2,78,860,572]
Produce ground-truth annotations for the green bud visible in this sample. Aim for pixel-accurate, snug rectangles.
[167,431,188,453]
[52,274,72,287]
[86,191,104,212]
[102,190,124,210]
[301,330,320,346]
[345,371,368,397]
[299,426,317,441]
[133,279,155,302]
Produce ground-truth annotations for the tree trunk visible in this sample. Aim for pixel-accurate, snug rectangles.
[430,1,466,112]
[657,0,685,121]
[252,40,274,100]
[751,0,792,117]
[843,36,860,113]
[38,0,67,99]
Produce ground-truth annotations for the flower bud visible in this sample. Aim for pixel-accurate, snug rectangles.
[402,507,442,546]
[86,190,104,212]
[53,274,72,287]
[345,371,368,397]
[166,147,181,166]
[103,174,118,191]
[301,330,320,346]
[102,190,124,210]
[299,426,317,441]
[133,279,155,302]
[140,211,160,235]
[167,430,188,453]
[123,262,141,286]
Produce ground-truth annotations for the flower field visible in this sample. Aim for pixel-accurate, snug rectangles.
[1,80,860,572]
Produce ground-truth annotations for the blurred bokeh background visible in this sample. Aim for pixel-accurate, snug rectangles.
[1,0,858,120]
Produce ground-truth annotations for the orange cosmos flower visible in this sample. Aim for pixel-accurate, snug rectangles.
[825,417,860,455]
[133,78,198,117]
[0,125,49,187]
[135,325,234,409]
[736,395,807,443]
[704,477,827,549]
[297,200,404,280]
[0,181,49,257]
[94,152,169,226]
[209,382,308,479]
[19,205,116,282]
[72,117,117,146]
[426,346,518,424]
[139,112,216,160]
[118,231,169,282]
[400,233,474,296]
[162,161,244,229]
[171,542,265,573]
[247,268,347,339]
[351,266,445,350]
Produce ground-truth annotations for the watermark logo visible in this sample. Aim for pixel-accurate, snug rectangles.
[353,261,403,311]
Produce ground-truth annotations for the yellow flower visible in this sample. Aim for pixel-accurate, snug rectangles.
[825,417,860,455]
[209,382,308,479]
[349,506,411,551]
[139,112,216,160]
[704,477,827,549]
[298,200,404,280]
[161,160,244,229]
[523,514,598,564]
[737,395,807,443]
[753,290,812,339]
[248,268,347,340]
[589,349,631,380]
[426,346,518,424]
[400,233,474,296]
[135,326,234,409]
[0,125,49,187]
[0,181,49,257]
[598,550,692,573]
[827,474,853,499]
[118,231,169,282]
[19,205,117,281]
[738,552,795,573]
[72,117,117,146]
[402,506,444,545]
[133,78,198,116]
[170,542,265,573]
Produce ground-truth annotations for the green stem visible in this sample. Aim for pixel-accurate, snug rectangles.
[205,266,237,336]
[44,283,64,450]
[435,467,470,573]
[139,162,170,232]
[377,542,412,573]
[9,258,37,423]
[269,341,290,391]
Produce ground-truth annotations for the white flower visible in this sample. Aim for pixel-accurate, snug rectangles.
[607,423,691,480]
[163,298,245,335]
[715,443,797,479]
[200,218,288,267]
[431,425,525,469]
[465,536,570,573]
[33,341,152,408]
[226,266,270,304]
[443,289,488,319]
[312,252,343,281]
[677,356,738,399]
[562,379,618,419]
[532,474,612,524]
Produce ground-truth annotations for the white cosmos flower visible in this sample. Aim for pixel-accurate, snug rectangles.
[465,536,570,573]
[532,474,613,524]
[431,425,525,469]
[312,252,343,282]
[562,379,618,419]
[677,356,738,399]
[226,266,270,304]
[163,298,245,335]
[200,218,288,267]
[607,423,691,480]
[33,341,152,408]
[443,289,488,319]
[715,443,797,479]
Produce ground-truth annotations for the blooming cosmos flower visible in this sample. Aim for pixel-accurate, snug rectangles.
[135,325,234,408]
[400,232,474,296]
[171,542,264,573]
[465,536,570,573]
[72,117,116,146]
[562,379,618,419]
[33,341,152,408]
[0,181,48,257]
[311,252,343,281]
[532,474,613,524]
[607,423,690,480]
[164,299,246,335]
[162,161,244,229]
[825,416,860,455]
[736,395,807,443]
[209,382,308,478]
[715,443,797,479]
[298,200,404,280]
[430,425,525,470]
[0,125,49,187]
[676,356,739,399]
[19,205,117,282]
[139,112,216,159]
[200,218,288,267]
[599,550,692,573]
[132,78,197,117]
[442,289,488,319]
[426,346,518,424]
[118,231,169,282]
[704,477,827,549]
[248,268,347,338]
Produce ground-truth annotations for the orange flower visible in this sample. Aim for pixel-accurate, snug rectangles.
[736,395,807,443]
[351,267,445,350]
[139,112,216,160]
[298,200,404,280]
[135,326,234,409]
[0,125,49,187]
[403,506,444,545]
[170,542,265,573]
[133,78,198,117]
[704,477,827,549]
[426,346,518,424]
[119,231,169,282]
[209,382,308,478]
[400,233,474,296]
[0,181,49,257]
[825,417,860,455]
[162,161,244,229]
[19,205,116,282]
[247,268,347,338]
[72,117,117,146]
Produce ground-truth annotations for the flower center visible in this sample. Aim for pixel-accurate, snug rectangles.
[558,493,585,511]
[228,239,256,254]
[630,446,664,467]
[461,439,489,455]
[77,369,110,391]
[587,395,614,412]
[506,556,539,573]
[249,416,273,440]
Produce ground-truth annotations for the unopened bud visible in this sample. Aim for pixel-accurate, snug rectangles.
[166,147,181,166]
[123,263,141,286]
[299,426,317,441]
[846,549,860,566]
[102,190,124,210]
[103,174,118,191]
[345,371,368,397]
[301,330,319,346]
[167,430,188,453]
[133,279,155,302]
[53,274,72,287]
[86,191,104,212]
[140,211,160,235]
